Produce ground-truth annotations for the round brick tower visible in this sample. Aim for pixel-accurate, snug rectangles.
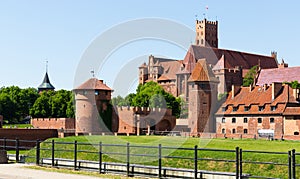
[74,78,113,135]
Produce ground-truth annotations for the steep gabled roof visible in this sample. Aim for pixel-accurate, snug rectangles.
[216,84,299,115]
[183,45,278,71]
[74,78,112,91]
[256,66,300,86]
[188,59,219,82]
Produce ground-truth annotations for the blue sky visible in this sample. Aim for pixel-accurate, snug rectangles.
[0,1,299,96]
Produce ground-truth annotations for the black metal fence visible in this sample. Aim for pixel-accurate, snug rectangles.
[0,138,298,179]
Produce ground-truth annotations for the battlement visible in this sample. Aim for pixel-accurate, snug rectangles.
[114,106,172,115]
[196,18,218,25]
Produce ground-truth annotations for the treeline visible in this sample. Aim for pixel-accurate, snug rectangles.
[111,81,182,118]
[0,86,74,124]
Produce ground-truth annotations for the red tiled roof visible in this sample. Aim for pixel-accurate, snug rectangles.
[159,60,182,80]
[256,67,300,86]
[183,45,278,71]
[284,107,300,116]
[74,78,112,91]
[188,59,219,82]
[216,84,300,115]
[157,75,170,81]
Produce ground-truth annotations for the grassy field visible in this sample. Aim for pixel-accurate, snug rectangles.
[3,124,33,128]
[22,136,300,178]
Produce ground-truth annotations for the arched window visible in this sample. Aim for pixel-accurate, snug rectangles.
[258,118,262,123]
[232,129,236,134]
[232,118,236,123]
[244,129,248,134]
[294,131,299,135]
[222,118,226,123]
[222,128,225,134]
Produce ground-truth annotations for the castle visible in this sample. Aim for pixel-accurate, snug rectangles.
[138,18,279,135]
[31,17,300,139]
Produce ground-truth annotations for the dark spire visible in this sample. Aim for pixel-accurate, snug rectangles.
[38,61,55,93]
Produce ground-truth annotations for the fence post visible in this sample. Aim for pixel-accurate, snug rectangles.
[99,142,103,174]
[239,148,243,178]
[3,137,6,150]
[36,139,40,165]
[52,139,55,167]
[194,145,198,179]
[288,150,292,179]
[126,143,130,177]
[74,140,77,170]
[15,138,19,163]
[292,149,296,179]
[235,147,239,179]
[158,144,162,178]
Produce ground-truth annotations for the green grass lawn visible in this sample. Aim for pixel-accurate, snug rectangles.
[22,136,300,178]
[3,124,33,128]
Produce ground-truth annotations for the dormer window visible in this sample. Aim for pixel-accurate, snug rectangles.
[233,107,238,112]
[271,106,277,111]
[222,107,227,112]
[244,106,250,112]
[259,106,265,111]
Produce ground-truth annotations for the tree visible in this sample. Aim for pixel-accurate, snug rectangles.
[132,81,181,118]
[285,80,300,89]
[66,93,75,118]
[30,90,75,118]
[111,95,125,106]
[243,65,258,87]
[30,91,52,118]
[0,86,38,123]
[0,93,15,123]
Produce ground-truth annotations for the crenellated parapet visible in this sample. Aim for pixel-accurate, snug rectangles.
[114,106,172,116]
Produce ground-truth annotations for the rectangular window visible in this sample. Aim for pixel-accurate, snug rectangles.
[270,118,275,123]
[222,118,226,123]
[233,107,238,112]
[222,107,227,112]
[271,106,277,111]
[259,106,265,111]
[244,129,248,134]
[243,118,248,123]
[258,118,262,123]
[232,118,236,123]
[244,106,250,112]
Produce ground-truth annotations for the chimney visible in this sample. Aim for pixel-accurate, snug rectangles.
[271,51,277,61]
[293,88,299,100]
[263,84,268,91]
[232,85,241,99]
[272,82,282,100]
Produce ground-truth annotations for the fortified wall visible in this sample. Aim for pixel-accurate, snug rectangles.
[113,106,176,135]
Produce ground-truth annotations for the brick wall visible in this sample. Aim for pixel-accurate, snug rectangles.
[113,106,176,135]
[0,129,58,148]
[31,118,75,129]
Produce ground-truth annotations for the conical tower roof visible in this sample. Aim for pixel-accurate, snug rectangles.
[38,72,55,92]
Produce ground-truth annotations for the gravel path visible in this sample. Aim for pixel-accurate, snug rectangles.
[0,163,103,179]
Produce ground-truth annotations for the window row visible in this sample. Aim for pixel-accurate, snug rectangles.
[221,117,275,124]
[221,128,248,134]
[222,106,277,112]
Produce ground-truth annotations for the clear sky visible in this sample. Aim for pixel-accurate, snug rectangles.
[1,1,300,96]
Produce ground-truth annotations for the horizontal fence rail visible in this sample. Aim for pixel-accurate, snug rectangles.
[0,138,298,179]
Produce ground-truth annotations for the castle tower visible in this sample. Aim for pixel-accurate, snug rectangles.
[139,62,148,84]
[187,59,219,134]
[38,62,55,93]
[212,55,243,95]
[195,18,218,48]
[74,78,113,135]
